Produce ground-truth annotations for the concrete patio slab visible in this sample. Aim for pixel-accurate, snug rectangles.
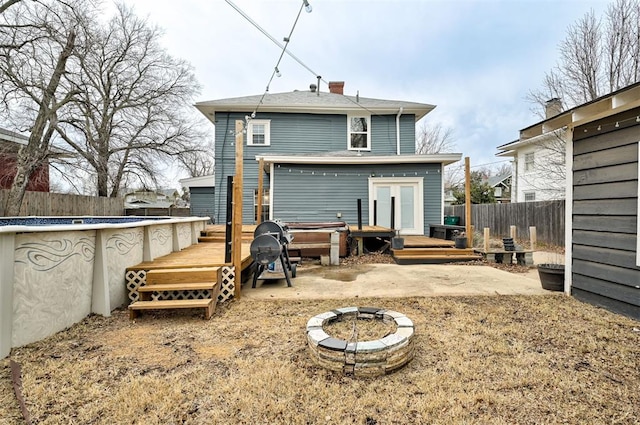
[243,263,552,300]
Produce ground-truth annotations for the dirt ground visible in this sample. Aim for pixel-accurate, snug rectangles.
[1,296,639,425]
[3,252,638,425]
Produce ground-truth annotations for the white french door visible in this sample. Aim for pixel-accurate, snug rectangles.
[368,177,424,235]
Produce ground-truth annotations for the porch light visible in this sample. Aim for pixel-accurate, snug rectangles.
[303,0,312,13]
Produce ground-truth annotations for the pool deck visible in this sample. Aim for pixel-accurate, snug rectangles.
[127,241,253,271]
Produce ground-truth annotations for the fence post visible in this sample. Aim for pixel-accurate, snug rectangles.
[529,226,537,250]
[510,225,516,240]
[483,227,490,252]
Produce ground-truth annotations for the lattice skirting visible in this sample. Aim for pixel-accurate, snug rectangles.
[125,267,236,303]
[218,266,235,302]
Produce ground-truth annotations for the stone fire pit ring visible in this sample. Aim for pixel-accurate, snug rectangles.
[306,307,415,377]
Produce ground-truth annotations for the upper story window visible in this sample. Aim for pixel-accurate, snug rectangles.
[348,115,370,151]
[524,152,534,171]
[247,120,270,146]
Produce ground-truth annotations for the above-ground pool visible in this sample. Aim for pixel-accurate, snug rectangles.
[0,215,209,358]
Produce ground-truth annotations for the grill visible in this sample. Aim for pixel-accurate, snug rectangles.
[250,220,296,288]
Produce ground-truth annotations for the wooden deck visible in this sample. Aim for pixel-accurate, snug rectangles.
[348,225,395,238]
[127,241,253,271]
[402,236,455,248]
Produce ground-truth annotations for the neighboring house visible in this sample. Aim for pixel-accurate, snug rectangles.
[179,174,215,221]
[497,99,566,202]
[487,172,512,203]
[525,82,639,319]
[124,189,177,209]
[196,81,461,235]
[0,127,49,192]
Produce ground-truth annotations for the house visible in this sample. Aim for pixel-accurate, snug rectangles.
[179,174,215,221]
[0,127,49,192]
[195,81,461,235]
[487,172,512,203]
[518,82,639,319]
[124,189,177,209]
[496,99,567,202]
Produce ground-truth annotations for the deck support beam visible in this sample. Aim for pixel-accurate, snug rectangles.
[232,120,244,299]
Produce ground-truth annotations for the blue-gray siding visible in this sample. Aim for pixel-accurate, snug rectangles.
[272,163,442,231]
[212,111,419,224]
[189,186,215,222]
[572,113,639,319]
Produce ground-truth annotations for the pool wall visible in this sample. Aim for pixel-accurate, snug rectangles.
[0,217,208,358]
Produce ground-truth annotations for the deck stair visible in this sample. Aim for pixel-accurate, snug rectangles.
[392,247,483,265]
[198,224,256,243]
[128,267,221,320]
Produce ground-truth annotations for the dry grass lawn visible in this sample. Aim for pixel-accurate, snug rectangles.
[1,295,639,424]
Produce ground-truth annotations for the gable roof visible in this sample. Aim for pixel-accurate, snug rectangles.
[196,89,435,122]
[487,172,511,187]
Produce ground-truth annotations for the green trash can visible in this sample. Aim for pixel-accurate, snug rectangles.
[444,216,460,225]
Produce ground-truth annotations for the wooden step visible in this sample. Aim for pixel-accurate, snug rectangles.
[392,248,477,256]
[393,255,483,265]
[146,267,219,285]
[138,282,221,301]
[129,299,215,320]
[138,282,219,293]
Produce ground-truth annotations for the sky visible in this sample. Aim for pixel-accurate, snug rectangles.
[115,0,610,184]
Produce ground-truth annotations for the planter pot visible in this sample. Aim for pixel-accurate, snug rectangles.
[537,263,564,291]
[391,237,404,250]
[454,237,467,249]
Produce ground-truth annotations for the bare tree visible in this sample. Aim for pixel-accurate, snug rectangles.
[415,121,456,154]
[176,131,215,178]
[0,0,22,15]
[0,0,85,215]
[55,3,205,197]
[528,0,640,115]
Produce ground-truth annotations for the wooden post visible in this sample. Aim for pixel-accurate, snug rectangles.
[510,225,517,240]
[257,157,264,225]
[232,120,244,299]
[464,157,472,246]
[529,226,537,250]
[483,227,490,253]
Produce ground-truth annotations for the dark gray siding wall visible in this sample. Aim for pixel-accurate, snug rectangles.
[189,187,215,222]
[213,112,418,223]
[572,113,640,319]
[271,163,442,231]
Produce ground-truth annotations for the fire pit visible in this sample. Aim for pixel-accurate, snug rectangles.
[306,307,415,377]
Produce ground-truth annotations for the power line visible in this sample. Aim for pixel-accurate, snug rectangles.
[224,0,325,85]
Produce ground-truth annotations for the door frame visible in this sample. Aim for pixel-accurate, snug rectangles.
[368,176,424,235]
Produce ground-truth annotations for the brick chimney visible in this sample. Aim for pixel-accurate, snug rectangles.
[545,98,563,119]
[328,81,344,95]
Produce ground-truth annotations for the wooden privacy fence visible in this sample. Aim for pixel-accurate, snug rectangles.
[444,200,565,247]
[0,190,124,216]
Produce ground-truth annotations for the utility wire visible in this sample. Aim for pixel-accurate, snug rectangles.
[225,0,325,85]
[252,2,304,116]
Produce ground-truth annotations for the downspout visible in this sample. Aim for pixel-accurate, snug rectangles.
[396,107,403,155]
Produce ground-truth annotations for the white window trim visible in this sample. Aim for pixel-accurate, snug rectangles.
[247,119,271,146]
[347,114,371,151]
[524,191,536,202]
[524,152,535,172]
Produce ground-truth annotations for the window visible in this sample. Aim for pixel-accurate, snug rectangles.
[247,120,270,146]
[524,152,534,171]
[348,115,370,150]
[524,192,536,202]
